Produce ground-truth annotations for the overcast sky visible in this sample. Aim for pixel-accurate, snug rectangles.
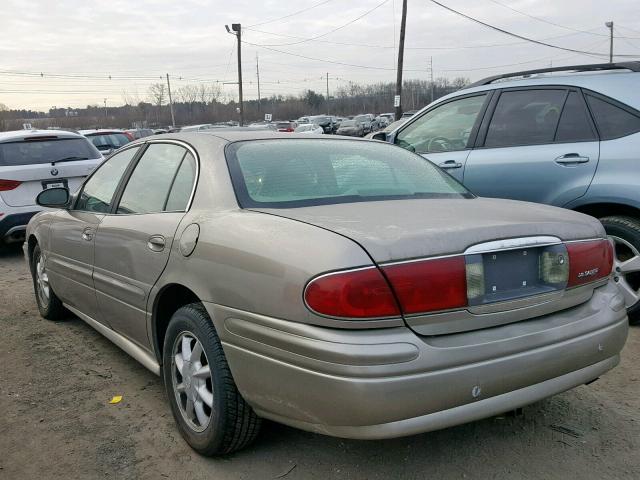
[1,0,639,110]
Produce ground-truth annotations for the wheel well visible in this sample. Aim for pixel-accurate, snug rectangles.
[572,203,640,220]
[153,284,201,363]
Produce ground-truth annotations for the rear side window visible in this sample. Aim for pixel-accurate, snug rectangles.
[484,89,566,148]
[585,94,640,140]
[0,137,101,166]
[116,143,189,214]
[555,92,596,143]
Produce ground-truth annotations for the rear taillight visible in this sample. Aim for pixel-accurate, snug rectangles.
[304,267,400,318]
[566,239,614,287]
[0,179,21,191]
[383,257,468,314]
[277,128,294,132]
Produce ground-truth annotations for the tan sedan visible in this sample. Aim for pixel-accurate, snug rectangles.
[26,132,627,455]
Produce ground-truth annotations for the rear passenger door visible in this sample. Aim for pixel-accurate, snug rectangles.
[93,142,197,348]
[463,87,599,206]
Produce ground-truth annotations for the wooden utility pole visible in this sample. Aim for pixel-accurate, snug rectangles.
[256,53,261,113]
[326,72,329,115]
[605,21,614,63]
[166,73,175,127]
[395,0,408,120]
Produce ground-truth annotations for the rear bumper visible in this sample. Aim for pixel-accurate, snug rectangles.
[206,281,628,439]
[0,211,39,242]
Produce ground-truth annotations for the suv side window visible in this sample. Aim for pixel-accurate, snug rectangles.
[555,91,597,143]
[75,146,139,213]
[585,94,640,140]
[116,143,188,214]
[395,94,487,154]
[484,89,566,148]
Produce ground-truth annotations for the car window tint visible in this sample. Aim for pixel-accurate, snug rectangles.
[585,94,640,140]
[75,147,139,213]
[396,94,487,154]
[89,133,130,150]
[555,92,596,143]
[0,137,101,166]
[117,143,186,214]
[165,152,196,211]
[484,89,565,148]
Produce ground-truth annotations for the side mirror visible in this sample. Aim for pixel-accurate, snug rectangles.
[36,187,70,208]
[371,132,387,142]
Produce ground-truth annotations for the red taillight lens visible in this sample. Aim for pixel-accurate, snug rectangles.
[0,179,21,191]
[304,267,400,318]
[277,128,294,132]
[566,239,613,287]
[383,256,468,314]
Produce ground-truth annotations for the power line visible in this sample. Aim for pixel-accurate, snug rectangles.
[249,0,389,47]
[428,0,639,58]
[246,0,334,27]
[485,0,608,37]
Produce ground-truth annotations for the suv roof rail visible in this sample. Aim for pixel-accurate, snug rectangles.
[466,62,640,89]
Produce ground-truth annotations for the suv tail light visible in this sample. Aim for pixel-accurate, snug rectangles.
[566,239,614,287]
[304,267,400,318]
[0,179,21,191]
[383,257,468,314]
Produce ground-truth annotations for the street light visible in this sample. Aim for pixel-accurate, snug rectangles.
[225,23,244,126]
[605,21,614,63]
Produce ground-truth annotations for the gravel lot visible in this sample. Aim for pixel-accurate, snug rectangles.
[1,244,638,480]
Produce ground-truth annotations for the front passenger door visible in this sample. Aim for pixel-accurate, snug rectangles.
[93,142,197,348]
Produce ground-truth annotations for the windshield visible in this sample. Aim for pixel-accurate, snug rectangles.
[0,137,101,166]
[226,139,471,208]
[354,115,368,122]
[340,120,356,127]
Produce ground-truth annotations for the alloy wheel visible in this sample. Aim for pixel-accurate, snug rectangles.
[610,235,640,308]
[35,255,50,305]
[171,331,214,432]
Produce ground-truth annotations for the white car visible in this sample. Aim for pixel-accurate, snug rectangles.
[0,130,103,245]
[294,124,324,134]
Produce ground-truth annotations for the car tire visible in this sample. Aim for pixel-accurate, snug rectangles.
[30,243,67,320]
[600,215,640,325]
[162,303,262,455]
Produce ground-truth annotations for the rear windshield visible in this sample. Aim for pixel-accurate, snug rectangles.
[340,120,357,127]
[88,133,130,150]
[226,139,472,208]
[0,137,101,166]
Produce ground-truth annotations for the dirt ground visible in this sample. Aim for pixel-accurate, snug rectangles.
[0,244,638,480]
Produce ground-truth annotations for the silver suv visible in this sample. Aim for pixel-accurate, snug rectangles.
[378,62,640,323]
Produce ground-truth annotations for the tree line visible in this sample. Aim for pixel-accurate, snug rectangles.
[0,77,469,131]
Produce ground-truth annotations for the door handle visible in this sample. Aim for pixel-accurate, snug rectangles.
[147,235,166,252]
[82,227,93,241]
[555,153,590,165]
[438,160,463,169]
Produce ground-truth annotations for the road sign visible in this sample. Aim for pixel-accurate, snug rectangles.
[264,113,272,121]
[393,95,401,108]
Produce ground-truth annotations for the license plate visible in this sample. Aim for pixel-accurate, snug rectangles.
[42,179,67,190]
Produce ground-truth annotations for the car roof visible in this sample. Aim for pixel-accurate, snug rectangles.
[0,129,84,143]
[147,130,371,145]
[441,70,640,110]
[79,129,125,135]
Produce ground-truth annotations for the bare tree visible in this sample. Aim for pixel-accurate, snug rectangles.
[148,83,166,125]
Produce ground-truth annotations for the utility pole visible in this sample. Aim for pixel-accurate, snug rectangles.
[605,21,614,63]
[325,72,330,115]
[166,73,175,127]
[103,98,108,124]
[429,56,434,104]
[256,53,261,113]
[226,23,244,126]
[395,0,408,120]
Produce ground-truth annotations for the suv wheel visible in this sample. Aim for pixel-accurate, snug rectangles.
[162,303,261,455]
[30,244,67,320]
[601,216,640,325]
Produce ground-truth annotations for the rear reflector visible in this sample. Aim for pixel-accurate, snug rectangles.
[304,267,400,318]
[0,179,21,191]
[383,256,468,314]
[566,239,614,287]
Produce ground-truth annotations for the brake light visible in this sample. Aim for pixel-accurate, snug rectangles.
[304,267,400,318]
[277,128,294,132]
[566,239,613,287]
[0,179,21,191]
[383,257,468,314]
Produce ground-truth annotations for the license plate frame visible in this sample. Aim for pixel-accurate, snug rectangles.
[42,179,68,190]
